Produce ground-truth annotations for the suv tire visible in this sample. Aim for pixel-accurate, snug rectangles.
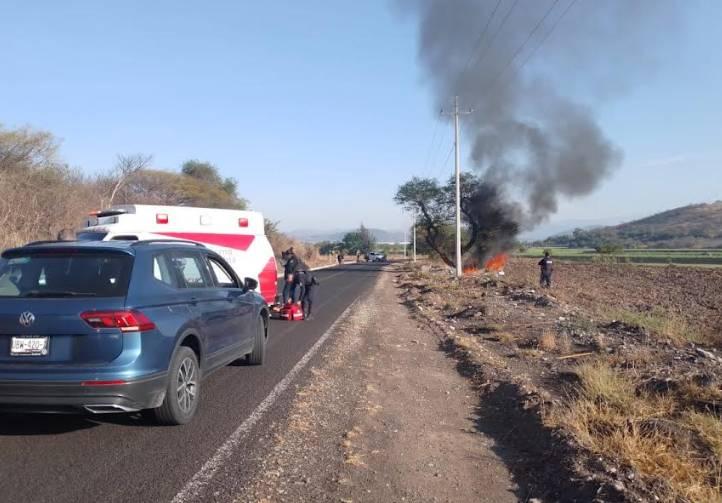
[247,317,266,365]
[153,346,200,425]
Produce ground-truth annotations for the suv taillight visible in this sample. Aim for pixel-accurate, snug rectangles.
[81,310,156,332]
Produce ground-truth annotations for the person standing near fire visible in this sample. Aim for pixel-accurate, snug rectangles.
[538,251,554,288]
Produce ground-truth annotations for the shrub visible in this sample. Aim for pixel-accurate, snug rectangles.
[595,242,624,254]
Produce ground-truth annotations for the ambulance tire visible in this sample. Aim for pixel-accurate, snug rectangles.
[247,316,266,365]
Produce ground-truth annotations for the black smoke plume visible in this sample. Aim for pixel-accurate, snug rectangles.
[397,0,683,259]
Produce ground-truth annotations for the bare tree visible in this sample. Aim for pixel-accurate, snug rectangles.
[105,153,152,207]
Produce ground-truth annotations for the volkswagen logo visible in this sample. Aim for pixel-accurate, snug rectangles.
[19,311,36,327]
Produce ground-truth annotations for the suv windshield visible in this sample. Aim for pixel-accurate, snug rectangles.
[0,252,133,298]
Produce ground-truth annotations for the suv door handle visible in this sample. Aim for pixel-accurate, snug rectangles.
[190,297,198,305]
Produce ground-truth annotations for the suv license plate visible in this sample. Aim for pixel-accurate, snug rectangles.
[11,336,49,356]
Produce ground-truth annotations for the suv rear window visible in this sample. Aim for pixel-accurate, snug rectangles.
[0,253,133,298]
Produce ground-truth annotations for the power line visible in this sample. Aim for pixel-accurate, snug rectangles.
[472,0,579,108]
[459,0,503,81]
[428,121,450,178]
[435,143,455,182]
[516,0,579,72]
[487,0,561,89]
[466,0,521,73]
[430,121,456,181]
[421,119,441,176]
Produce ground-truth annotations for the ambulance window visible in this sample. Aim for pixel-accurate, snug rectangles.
[171,253,211,289]
[207,257,238,288]
[152,253,177,288]
[76,231,108,241]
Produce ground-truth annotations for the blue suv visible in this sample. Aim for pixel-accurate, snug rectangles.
[0,239,270,425]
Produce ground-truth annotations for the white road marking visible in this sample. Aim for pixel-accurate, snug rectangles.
[171,298,359,503]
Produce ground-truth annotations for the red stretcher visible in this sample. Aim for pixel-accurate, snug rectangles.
[271,301,305,321]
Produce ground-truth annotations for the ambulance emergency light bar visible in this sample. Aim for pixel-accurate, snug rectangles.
[89,208,251,227]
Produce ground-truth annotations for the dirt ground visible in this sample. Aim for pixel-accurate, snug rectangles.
[236,259,722,502]
[398,260,722,502]
[238,269,522,503]
[505,258,722,342]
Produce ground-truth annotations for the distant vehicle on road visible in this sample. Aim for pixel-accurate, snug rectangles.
[77,205,278,305]
[367,251,386,262]
[0,240,269,425]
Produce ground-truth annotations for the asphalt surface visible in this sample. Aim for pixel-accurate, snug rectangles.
[0,263,382,503]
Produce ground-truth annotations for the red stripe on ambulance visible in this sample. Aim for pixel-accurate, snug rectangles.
[156,232,255,251]
[258,256,278,304]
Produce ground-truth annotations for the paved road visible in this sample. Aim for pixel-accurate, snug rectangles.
[0,263,382,503]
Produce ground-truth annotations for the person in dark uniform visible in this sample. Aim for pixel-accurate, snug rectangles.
[292,269,306,304]
[538,251,554,288]
[302,273,320,320]
[282,247,299,304]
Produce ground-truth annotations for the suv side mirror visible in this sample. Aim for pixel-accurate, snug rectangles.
[243,277,258,291]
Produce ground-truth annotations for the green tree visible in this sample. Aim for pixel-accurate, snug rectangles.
[395,174,518,267]
[318,241,341,255]
[342,224,376,254]
[264,219,280,239]
[359,224,376,253]
[181,159,245,206]
[116,168,247,209]
[394,175,479,267]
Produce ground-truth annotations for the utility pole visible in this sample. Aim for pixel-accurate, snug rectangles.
[453,96,462,278]
[442,96,472,278]
[412,212,417,263]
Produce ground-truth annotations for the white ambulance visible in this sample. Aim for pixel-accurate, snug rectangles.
[77,205,278,304]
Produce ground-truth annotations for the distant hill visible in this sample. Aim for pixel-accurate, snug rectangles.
[542,201,722,249]
[519,217,628,241]
[287,228,407,244]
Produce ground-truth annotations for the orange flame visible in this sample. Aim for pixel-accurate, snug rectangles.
[484,253,508,272]
[463,265,480,275]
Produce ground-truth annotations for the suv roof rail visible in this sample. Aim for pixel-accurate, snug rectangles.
[24,240,77,246]
[129,239,205,248]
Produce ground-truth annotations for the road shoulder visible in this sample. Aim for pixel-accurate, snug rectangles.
[238,266,518,502]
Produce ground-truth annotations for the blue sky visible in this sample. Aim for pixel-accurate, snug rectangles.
[1,1,720,236]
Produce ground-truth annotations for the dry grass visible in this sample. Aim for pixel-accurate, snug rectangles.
[604,307,705,346]
[537,330,558,352]
[454,335,479,354]
[550,360,722,502]
[497,331,516,346]
[267,231,331,270]
[557,334,572,354]
[678,380,722,405]
[536,330,571,354]
[684,411,722,459]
